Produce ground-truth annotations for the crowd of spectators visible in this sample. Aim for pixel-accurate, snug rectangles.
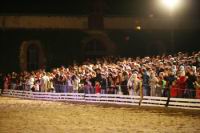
[1,51,200,99]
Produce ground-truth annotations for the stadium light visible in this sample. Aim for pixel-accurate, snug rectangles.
[136,26,141,30]
[160,0,182,13]
[158,0,183,53]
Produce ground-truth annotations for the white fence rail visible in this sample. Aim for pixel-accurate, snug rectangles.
[1,90,200,110]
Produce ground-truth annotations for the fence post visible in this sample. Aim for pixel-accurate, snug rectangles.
[165,87,171,107]
[139,81,143,106]
[83,93,86,101]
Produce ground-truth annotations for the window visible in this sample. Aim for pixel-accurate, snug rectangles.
[27,44,39,71]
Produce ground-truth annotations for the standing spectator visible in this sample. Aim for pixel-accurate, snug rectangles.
[165,70,176,97]
[194,75,200,99]
[84,77,93,94]
[0,73,4,93]
[121,71,129,95]
[40,72,49,92]
[66,75,73,93]
[59,73,67,93]
[127,73,141,96]
[47,73,54,92]
[4,74,10,90]
[34,80,40,92]
[27,74,35,91]
[170,81,178,98]
[95,68,103,88]
[155,78,162,97]
[107,74,114,94]
[176,71,187,98]
[53,74,60,93]
[141,69,150,96]
[95,81,101,94]
[195,55,200,68]
[115,72,122,94]
[101,75,107,94]
[10,72,17,90]
[186,70,196,98]
[157,72,166,97]
[71,75,80,93]
[149,72,159,96]
[90,74,96,94]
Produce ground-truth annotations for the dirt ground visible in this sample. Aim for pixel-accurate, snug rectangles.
[0,97,200,133]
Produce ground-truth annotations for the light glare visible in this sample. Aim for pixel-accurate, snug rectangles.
[161,0,181,11]
[136,26,141,30]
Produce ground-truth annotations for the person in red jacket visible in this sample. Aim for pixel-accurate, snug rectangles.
[170,81,178,98]
[95,81,101,94]
[176,71,187,98]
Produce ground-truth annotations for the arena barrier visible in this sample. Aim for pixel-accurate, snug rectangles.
[1,89,200,110]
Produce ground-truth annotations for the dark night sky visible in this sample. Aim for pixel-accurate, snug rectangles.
[0,0,200,72]
[0,0,200,19]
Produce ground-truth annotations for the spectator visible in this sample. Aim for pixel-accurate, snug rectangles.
[101,75,107,94]
[121,71,129,95]
[0,73,4,93]
[95,81,101,94]
[127,73,141,96]
[27,74,35,91]
[165,70,176,97]
[84,77,93,94]
[3,74,10,90]
[2,51,199,99]
[53,74,60,93]
[40,72,49,92]
[176,71,187,98]
[158,72,166,97]
[141,68,150,96]
[149,72,159,96]
[186,70,196,98]
[194,75,200,99]
[66,75,73,93]
[10,72,17,90]
[32,80,40,92]
[71,75,80,93]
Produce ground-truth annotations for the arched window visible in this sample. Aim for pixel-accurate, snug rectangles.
[27,44,39,71]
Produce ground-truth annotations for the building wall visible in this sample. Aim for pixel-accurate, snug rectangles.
[0,29,199,73]
[0,16,200,30]
[0,16,88,29]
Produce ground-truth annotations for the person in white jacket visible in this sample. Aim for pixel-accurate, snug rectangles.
[149,72,159,96]
[26,75,35,91]
[40,72,49,92]
[127,73,141,96]
[71,75,80,93]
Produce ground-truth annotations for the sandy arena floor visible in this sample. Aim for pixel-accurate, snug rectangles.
[0,97,200,133]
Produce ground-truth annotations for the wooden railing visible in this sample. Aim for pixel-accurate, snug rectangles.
[1,89,200,110]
